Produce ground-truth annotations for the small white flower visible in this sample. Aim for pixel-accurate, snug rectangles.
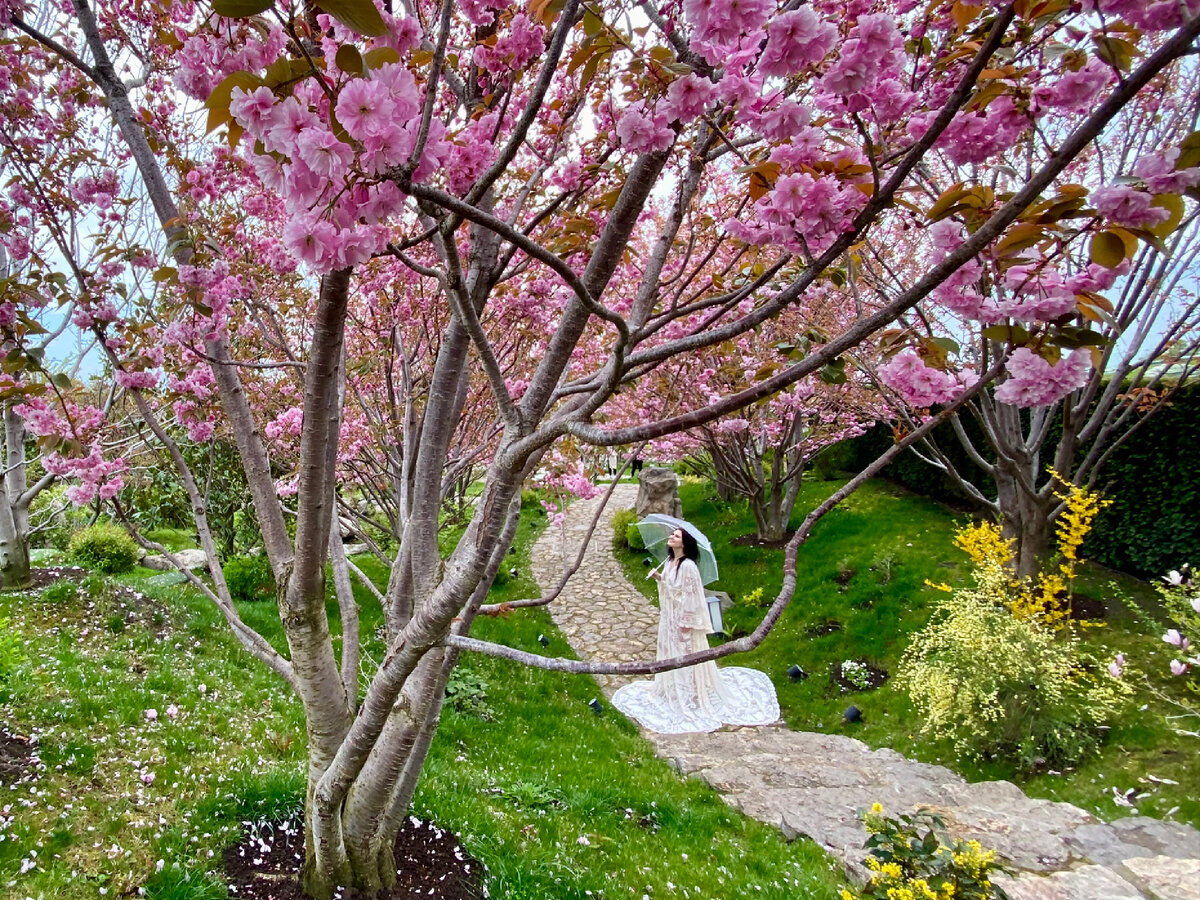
[576,835,590,846]
[1165,570,1185,586]
[144,709,158,722]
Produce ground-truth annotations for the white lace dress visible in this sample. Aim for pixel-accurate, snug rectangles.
[611,558,780,734]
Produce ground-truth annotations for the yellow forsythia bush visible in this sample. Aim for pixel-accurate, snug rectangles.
[898,482,1129,770]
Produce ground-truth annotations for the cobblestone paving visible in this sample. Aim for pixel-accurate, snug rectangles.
[530,484,1200,899]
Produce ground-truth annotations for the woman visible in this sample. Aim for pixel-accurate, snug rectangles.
[611,527,779,733]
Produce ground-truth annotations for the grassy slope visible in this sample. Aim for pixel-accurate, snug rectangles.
[615,477,1199,828]
[0,501,844,900]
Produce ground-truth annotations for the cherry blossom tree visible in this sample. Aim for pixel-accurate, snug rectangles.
[3,0,1200,895]
[867,62,1200,576]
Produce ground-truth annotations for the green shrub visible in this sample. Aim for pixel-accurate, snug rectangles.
[69,521,139,574]
[0,618,24,683]
[444,668,495,720]
[611,507,644,551]
[222,555,275,603]
[898,559,1131,770]
[40,580,79,604]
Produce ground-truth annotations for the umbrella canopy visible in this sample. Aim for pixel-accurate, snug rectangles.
[635,513,719,585]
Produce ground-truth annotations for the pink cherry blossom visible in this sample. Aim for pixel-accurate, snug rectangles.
[879,351,964,407]
[660,74,717,125]
[335,78,394,141]
[1132,148,1200,195]
[758,7,837,77]
[682,0,773,48]
[1170,659,1190,676]
[1001,262,1076,322]
[616,101,674,154]
[994,348,1091,408]
[1034,59,1111,114]
[265,97,321,156]
[938,95,1029,165]
[229,86,277,137]
[296,127,353,180]
[1091,184,1170,229]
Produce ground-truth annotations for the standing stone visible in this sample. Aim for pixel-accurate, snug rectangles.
[635,467,683,519]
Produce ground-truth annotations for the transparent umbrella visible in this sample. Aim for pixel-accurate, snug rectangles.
[635,513,719,585]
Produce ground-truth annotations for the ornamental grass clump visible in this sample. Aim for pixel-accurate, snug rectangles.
[839,804,1011,900]
[898,481,1130,769]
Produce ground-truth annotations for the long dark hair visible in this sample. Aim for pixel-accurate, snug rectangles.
[671,529,700,566]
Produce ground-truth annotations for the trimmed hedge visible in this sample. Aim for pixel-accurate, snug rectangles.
[841,383,1200,577]
[1085,383,1200,576]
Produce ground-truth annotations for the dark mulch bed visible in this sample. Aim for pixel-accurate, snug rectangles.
[14,565,87,592]
[0,728,38,786]
[223,816,484,900]
[829,659,888,693]
[730,531,795,549]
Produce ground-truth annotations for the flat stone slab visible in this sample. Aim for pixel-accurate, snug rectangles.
[141,548,209,571]
[1121,856,1200,900]
[996,865,1145,900]
[531,485,1200,900]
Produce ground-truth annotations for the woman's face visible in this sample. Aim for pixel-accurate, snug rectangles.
[667,529,683,552]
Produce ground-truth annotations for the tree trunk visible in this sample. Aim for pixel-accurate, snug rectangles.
[0,509,31,590]
[0,405,31,589]
[994,462,1054,579]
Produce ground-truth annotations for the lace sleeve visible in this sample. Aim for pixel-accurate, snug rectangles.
[678,560,713,631]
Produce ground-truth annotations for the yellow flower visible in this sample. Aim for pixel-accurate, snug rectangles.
[870,802,885,815]
[840,890,856,900]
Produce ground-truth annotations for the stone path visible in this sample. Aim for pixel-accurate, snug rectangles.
[530,484,1200,900]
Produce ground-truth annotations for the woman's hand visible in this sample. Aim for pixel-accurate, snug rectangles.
[648,569,662,581]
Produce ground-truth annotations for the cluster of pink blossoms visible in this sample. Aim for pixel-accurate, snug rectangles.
[1033,58,1113,115]
[44,447,126,505]
[1082,0,1200,31]
[472,13,545,74]
[878,351,974,409]
[225,61,442,271]
[728,170,868,257]
[993,348,1090,407]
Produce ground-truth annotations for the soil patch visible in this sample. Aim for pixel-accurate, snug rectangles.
[0,728,38,786]
[804,619,843,638]
[1069,593,1107,621]
[829,659,888,693]
[10,565,87,592]
[223,816,484,900]
[730,531,795,549]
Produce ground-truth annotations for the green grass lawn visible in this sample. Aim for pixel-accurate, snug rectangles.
[0,499,845,900]
[614,477,1200,828]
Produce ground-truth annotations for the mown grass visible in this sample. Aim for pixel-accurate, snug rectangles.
[614,477,1200,828]
[0,496,844,900]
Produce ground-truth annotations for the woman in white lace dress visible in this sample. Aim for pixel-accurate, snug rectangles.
[611,528,780,734]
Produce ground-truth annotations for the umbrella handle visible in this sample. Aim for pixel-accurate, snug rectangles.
[645,557,667,580]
